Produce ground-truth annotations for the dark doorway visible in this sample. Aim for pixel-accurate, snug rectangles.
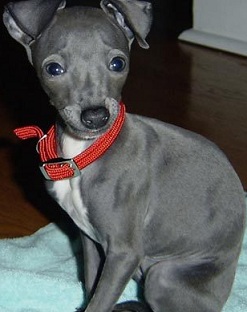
[68,0,193,38]
[151,0,192,37]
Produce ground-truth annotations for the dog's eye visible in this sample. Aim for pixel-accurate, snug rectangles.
[109,57,126,72]
[46,62,65,76]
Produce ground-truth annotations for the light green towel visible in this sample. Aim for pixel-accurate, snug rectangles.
[0,196,246,312]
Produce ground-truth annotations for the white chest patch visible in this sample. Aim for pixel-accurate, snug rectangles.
[48,129,101,243]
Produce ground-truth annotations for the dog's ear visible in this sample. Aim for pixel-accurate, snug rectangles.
[100,0,152,49]
[3,0,66,63]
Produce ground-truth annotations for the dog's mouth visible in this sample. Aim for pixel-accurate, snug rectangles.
[58,98,120,139]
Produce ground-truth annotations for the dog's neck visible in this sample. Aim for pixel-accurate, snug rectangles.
[57,126,93,159]
[14,102,126,181]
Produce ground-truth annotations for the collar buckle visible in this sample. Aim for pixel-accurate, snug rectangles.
[39,158,81,180]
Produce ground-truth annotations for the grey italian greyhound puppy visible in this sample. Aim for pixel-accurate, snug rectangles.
[3,0,246,311]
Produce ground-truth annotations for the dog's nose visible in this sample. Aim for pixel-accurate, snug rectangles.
[81,107,110,129]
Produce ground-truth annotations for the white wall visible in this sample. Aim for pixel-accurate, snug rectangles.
[179,0,247,56]
[194,0,247,41]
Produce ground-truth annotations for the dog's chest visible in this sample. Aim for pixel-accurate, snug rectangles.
[48,131,101,243]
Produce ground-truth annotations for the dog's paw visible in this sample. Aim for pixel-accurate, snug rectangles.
[113,301,152,312]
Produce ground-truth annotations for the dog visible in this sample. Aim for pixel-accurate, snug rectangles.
[3,0,246,311]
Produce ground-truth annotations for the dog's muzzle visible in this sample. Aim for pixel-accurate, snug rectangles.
[81,106,110,129]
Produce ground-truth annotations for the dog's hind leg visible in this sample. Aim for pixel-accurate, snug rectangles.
[144,257,238,312]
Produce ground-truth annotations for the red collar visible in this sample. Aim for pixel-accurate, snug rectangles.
[14,102,126,181]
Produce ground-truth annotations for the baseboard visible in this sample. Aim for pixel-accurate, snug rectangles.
[179,29,247,57]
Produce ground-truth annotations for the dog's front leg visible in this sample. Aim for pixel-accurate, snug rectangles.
[80,233,104,300]
[85,245,141,312]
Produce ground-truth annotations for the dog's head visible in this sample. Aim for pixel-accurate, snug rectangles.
[3,0,152,139]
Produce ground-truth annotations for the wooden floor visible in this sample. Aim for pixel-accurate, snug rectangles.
[0,35,246,238]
